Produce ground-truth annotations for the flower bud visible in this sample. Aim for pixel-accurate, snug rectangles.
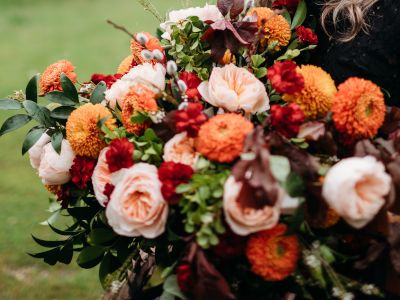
[136,32,149,45]
[141,49,154,60]
[152,49,164,61]
[166,60,178,75]
[177,80,187,93]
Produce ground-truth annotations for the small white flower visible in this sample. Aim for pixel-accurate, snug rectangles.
[111,281,123,294]
[149,111,166,124]
[332,287,342,298]
[167,60,178,75]
[342,293,354,300]
[304,254,320,269]
[361,284,376,295]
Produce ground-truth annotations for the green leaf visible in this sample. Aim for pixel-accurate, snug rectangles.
[58,242,74,264]
[29,247,60,266]
[282,8,292,25]
[99,252,122,288]
[254,67,267,78]
[77,246,106,269]
[50,106,75,120]
[251,55,266,68]
[163,275,187,300]
[284,172,305,197]
[23,100,54,127]
[48,223,81,236]
[131,112,149,124]
[270,155,291,183]
[25,74,39,102]
[60,73,78,102]
[67,206,100,221]
[31,235,67,248]
[144,128,158,141]
[291,0,307,29]
[90,81,107,104]
[23,100,40,116]
[88,228,117,245]
[46,91,77,106]
[22,127,46,155]
[0,99,22,110]
[0,114,31,136]
[51,131,63,154]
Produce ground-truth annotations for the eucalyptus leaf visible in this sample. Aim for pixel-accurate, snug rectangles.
[50,106,75,119]
[22,127,46,155]
[163,275,187,300]
[31,234,66,248]
[51,131,63,154]
[23,100,40,116]
[88,228,117,245]
[91,81,107,104]
[77,246,106,269]
[291,0,307,29]
[60,73,79,102]
[25,74,39,102]
[270,155,291,183]
[46,91,77,106]
[0,99,22,110]
[0,114,32,136]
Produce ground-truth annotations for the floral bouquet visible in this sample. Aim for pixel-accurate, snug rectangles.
[2,0,400,299]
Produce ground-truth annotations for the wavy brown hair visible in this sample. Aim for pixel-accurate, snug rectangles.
[321,0,379,42]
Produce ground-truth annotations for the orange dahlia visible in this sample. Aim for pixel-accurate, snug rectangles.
[248,7,291,50]
[66,104,116,158]
[40,60,77,95]
[332,77,385,142]
[195,114,253,163]
[246,224,300,281]
[117,55,134,74]
[130,32,164,65]
[121,84,158,135]
[283,65,337,119]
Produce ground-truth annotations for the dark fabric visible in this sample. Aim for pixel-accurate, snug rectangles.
[308,0,400,106]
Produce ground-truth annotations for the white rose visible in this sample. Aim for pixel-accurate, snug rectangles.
[198,64,270,114]
[38,140,75,185]
[105,63,166,108]
[160,4,223,38]
[322,156,391,229]
[106,163,168,238]
[29,133,51,169]
[92,147,111,207]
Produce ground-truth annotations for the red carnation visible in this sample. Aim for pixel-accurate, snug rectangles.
[56,184,75,209]
[179,72,202,100]
[268,61,304,94]
[176,263,194,293]
[103,183,115,206]
[91,73,122,88]
[175,102,208,138]
[296,26,318,45]
[158,162,194,204]
[273,0,299,11]
[106,138,134,173]
[270,103,305,138]
[70,156,97,189]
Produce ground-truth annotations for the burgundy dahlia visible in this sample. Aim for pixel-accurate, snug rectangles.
[106,138,134,173]
[296,26,318,45]
[268,61,304,94]
[70,156,97,189]
[270,103,305,138]
[175,102,208,138]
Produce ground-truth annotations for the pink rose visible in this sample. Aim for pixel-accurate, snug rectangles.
[92,147,112,207]
[163,132,199,168]
[106,163,168,238]
[29,133,51,169]
[38,140,75,185]
[223,176,283,236]
[322,156,391,229]
[198,64,269,114]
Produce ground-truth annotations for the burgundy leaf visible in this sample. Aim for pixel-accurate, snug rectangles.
[217,0,233,16]
[230,0,245,19]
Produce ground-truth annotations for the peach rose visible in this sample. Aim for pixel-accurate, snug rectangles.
[198,64,270,114]
[163,132,199,168]
[29,133,51,169]
[106,163,168,238]
[223,176,283,236]
[92,147,112,207]
[322,156,391,229]
[105,63,166,108]
[38,140,75,185]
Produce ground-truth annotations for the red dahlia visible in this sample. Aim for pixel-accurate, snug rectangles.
[158,162,194,204]
[175,102,208,138]
[176,263,194,293]
[270,103,305,138]
[103,183,115,207]
[179,72,202,100]
[106,138,134,173]
[273,0,299,11]
[268,61,304,94]
[91,73,122,88]
[70,156,97,189]
[296,26,318,45]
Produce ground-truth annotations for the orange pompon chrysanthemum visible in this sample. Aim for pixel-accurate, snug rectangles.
[195,114,253,163]
[117,55,134,74]
[121,84,158,135]
[45,184,61,195]
[332,77,385,142]
[66,104,116,158]
[283,65,337,119]
[248,7,291,50]
[246,224,300,281]
[40,60,77,95]
[130,32,165,65]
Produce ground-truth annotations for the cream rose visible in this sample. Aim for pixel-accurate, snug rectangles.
[92,147,112,207]
[105,63,166,108]
[223,176,283,236]
[322,156,391,229]
[29,133,51,169]
[106,163,168,238]
[198,64,270,114]
[38,140,75,185]
[163,132,199,168]
[160,4,223,39]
